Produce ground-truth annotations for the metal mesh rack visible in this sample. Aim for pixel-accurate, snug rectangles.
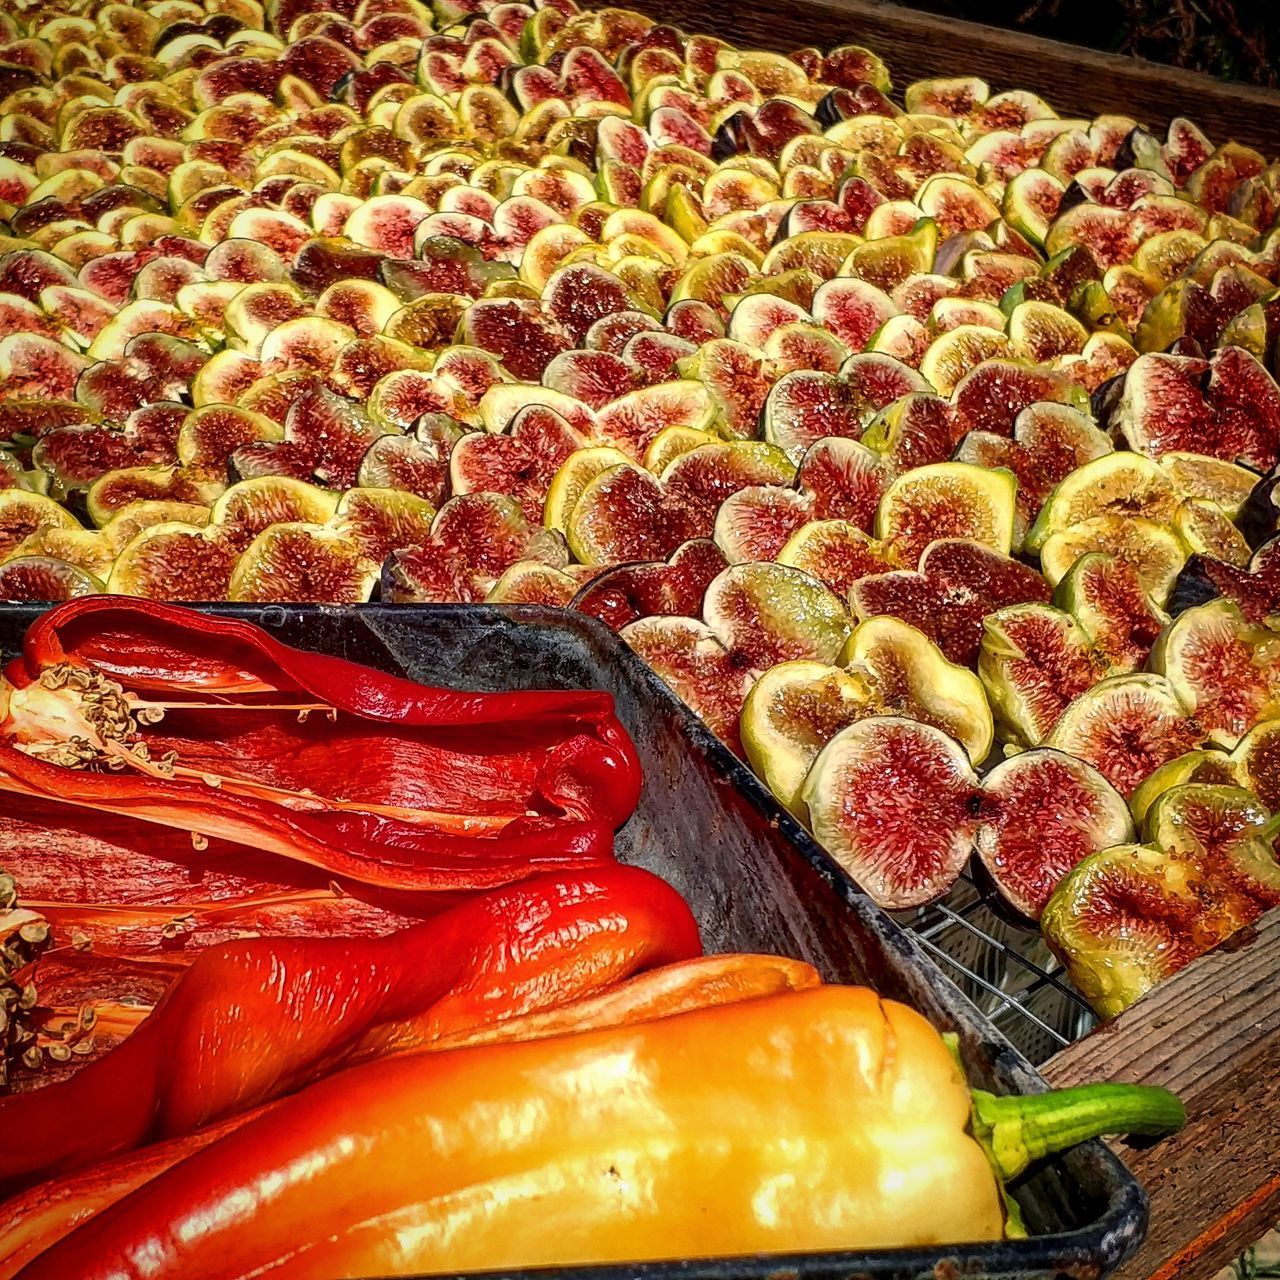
[897,874,1097,1065]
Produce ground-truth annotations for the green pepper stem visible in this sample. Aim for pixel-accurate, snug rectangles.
[970,1084,1186,1181]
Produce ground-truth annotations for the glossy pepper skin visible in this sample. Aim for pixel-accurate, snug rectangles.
[0,866,700,1194]
[18,986,1009,1280]
[0,598,643,890]
[0,955,820,1278]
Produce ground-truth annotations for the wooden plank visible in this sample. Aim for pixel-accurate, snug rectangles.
[615,0,1280,155]
[1042,906,1280,1280]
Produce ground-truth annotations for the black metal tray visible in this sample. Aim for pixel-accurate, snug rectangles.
[0,602,1146,1280]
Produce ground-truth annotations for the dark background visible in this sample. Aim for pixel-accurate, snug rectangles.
[903,0,1276,87]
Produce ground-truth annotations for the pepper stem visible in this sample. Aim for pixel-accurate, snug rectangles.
[970,1084,1186,1181]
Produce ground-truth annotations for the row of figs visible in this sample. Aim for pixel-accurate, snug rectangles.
[0,0,1278,1019]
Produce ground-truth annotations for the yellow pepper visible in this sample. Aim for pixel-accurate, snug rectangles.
[20,984,1183,1279]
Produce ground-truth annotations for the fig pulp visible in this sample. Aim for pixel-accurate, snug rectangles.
[1042,844,1217,1019]
[976,749,1133,919]
[802,716,980,910]
[852,537,1051,666]
[1048,673,1204,798]
[1153,599,1280,747]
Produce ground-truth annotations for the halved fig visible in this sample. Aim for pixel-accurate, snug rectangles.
[1145,783,1275,867]
[331,487,436,561]
[566,463,689,565]
[0,490,82,557]
[704,561,851,671]
[801,715,980,909]
[1174,499,1252,568]
[619,614,754,754]
[478,383,596,439]
[450,404,585,523]
[0,333,89,400]
[1231,719,1280,812]
[840,614,993,762]
[542,348,635,411]
[107,522,238,600]
[1055,551,1168,674]
[979,603,1102,746]
[740,660,872,814]
[861,392,956,471]
[662,440,795,531]
[713,485,814,563]
[1039,513,1187,603]
[643,426,720,475]
[1025,452,1180,553]
[1047,672,1204,797]
[1144,788,1280,947]
[777,519,890,596]
[1128,749,1240,824]
[486,562,580,607]
[678,338,771,438]
[542,445,635,534]
[357,423,462,505]
[852,537,1051,666]
[949,358,1088,436]
[1152,599,1280,746]
[875,461,1017,564]
[1041,843,1209,1019]
[593,380,716,459]
[229,522,378,603]
[176,403,283,472]
[237,383,389,490]
[1159,452,1260,518]
[1171,536,1280,622]
[763,322,848,375]
[918,325,1010,397]
[0,556,100,602]
[764,359,928,461]
[795,436,896,529]
[384,492,565,604]
[977,749,1135,919]
[571,540,728,631]
[461,297,571,381]
[210,476,341,553]
[810,276,898,350]
[1115,347,1280,472]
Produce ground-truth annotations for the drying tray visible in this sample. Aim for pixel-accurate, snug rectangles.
[0,601,1149,1280]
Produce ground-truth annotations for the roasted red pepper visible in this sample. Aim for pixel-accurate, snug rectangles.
[0,954,818,1277]
[0,866,700,1192]
[0,599,642,891]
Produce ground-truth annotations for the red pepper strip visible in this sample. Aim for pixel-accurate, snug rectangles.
[0,955,813,1277]
[22,598,605,720]
[0,866,700,1192]
[17,892,435,1038]
[0,741,615,892]
[31,889,444,958]
[15,598,642,830]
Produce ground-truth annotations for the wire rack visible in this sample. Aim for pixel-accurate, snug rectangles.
[895,873,1097,1066]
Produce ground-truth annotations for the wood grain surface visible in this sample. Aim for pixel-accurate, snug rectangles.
[1043,907,1280,1280]
[612,0,1280,155]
